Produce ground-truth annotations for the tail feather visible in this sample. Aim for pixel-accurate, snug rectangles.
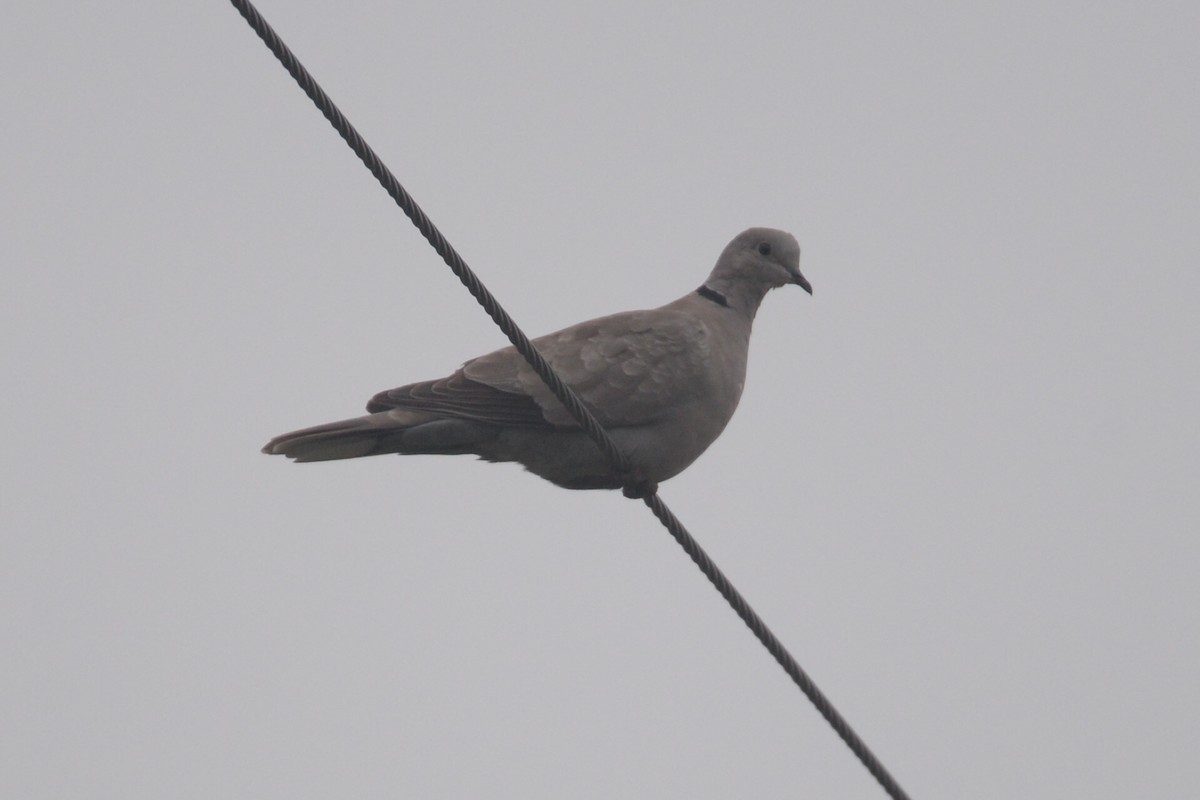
[262,410,498,463]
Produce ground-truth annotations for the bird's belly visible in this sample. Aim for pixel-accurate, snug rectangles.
[486,397,732,490]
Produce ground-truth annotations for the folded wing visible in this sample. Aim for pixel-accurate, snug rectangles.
[366,308,712,431]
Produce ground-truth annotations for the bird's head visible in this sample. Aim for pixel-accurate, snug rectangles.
[702,228,812,311]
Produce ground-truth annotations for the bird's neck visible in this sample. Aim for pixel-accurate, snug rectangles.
[696,285,730,307]
[698,274,771,319]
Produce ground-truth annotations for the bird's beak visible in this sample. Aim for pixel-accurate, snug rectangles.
[791,271,813,295]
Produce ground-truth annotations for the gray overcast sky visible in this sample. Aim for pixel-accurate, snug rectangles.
[3,2,1197,798]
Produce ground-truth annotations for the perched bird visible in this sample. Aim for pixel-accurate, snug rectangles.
[263,227,811,491]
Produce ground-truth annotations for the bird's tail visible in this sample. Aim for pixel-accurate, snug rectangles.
[262,410,497,462]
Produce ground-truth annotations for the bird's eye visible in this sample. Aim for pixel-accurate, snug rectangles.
[757,242,772,256]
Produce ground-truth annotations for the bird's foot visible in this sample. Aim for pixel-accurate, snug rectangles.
[621,477,659,499]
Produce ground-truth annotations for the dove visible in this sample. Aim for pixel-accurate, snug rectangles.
[263,227,811,491]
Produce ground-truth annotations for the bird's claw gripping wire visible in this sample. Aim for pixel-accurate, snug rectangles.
[621,476,659,499]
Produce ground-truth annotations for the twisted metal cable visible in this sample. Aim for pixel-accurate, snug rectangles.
[227,3,910,798]
[228,0,630,479]
[641,494,910,799]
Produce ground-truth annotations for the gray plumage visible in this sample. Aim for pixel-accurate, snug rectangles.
[263,227,811,489]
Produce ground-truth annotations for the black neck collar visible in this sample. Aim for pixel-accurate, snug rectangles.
[696,285,729,307]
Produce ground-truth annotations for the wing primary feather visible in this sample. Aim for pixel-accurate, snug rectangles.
[366,373,554,427]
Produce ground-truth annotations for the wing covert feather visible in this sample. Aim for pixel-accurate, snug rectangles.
[464,309,712,428]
